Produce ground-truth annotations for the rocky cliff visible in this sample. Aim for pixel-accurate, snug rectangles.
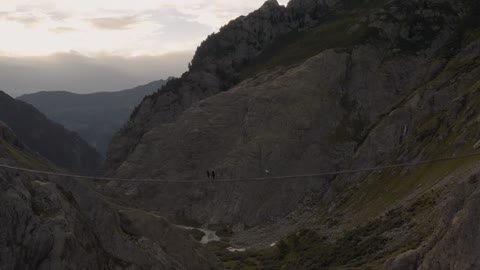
[102,0,480,269]
[0,120,221,270]
[0,91,102,174]
[105,0,477,221]
[105,0,343,172]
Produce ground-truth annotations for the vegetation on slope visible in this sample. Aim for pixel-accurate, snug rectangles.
[0,91,101,174]
[204,1,480,268]
[0,122,54,170]
[241,11,375,79]
[18,80,165,155]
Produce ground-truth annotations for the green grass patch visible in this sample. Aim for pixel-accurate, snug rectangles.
[211,191,439,270]
[208,223,234,238]
[0,139,36,167]
[207,241,277,270]
[241,14,375,79]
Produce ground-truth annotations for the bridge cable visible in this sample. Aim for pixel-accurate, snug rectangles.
[1,151,480,183]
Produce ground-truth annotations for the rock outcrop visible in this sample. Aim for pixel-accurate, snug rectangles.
[0,120,222,270]
[101,0,480,268]
[103,47,442,226]
[104,0,477,224]
[105,0,342,172]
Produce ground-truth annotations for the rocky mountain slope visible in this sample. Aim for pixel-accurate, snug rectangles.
[105,0,344,171]
[18,80,165,155]
[0,120,221,270]
[102,0,480,269]
[0,91,102,174]
[0,121,54,170]
[105,0,479,220]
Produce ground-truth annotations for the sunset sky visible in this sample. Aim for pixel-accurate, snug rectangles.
[0,0,288,56]
[0,0,288,96]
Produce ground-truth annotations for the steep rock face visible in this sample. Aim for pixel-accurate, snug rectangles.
[101,0,480,267]
[104,0,476,226]
[0,123,222,270]
[106,0,472,174]
[105,0,342,171]
[0,172,222,270]
[270,22,480,268]
[364,35,480,269]
[0,91,102,174]
[210,37,480,266]
[103,46,443,226]
[0,173,109,270]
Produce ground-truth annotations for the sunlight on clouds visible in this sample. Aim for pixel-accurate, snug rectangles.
[0,0,290,95]
[0,0,289,56]
[0,15,162,56]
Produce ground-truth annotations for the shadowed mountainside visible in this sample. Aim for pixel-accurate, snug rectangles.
[0,91,102,174]
[18,80,166,155]
[102,0,480,269]
[0,117,222,270]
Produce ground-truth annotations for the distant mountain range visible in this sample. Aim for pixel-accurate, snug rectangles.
[0,91,101,174]
[18,80,166,155]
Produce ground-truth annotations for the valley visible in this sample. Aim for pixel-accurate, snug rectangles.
[18,80,166,155]
[2,0,480,269]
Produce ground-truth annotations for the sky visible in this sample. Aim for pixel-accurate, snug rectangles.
[0,0,288,96]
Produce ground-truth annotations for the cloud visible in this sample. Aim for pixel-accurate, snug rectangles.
[89,15,143,30]
[49,26,78,33]
[0,0,296,99]
[144,7,212,45]
[0,11,43,27]
[0,0,291,56]
[0,51,194,97]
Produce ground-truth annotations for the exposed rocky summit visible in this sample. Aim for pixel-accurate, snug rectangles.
[0,91,102,174]
[105,0,342,172]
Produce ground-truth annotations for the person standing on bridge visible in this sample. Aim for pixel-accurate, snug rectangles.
[212,170,216,180]
[207,170,210,179]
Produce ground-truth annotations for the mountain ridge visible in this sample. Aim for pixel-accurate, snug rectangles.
[3,0,480,269]
[100,0,480,268]
[18,80,166,155]
[105,0,346,171]
[0,90,102,174]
